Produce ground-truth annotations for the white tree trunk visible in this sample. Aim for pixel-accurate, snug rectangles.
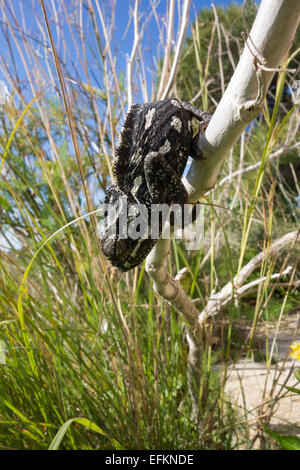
[146,0,300,322]
[184,0,300,202]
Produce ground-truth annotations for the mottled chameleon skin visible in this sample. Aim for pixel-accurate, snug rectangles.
[100,98,211,271]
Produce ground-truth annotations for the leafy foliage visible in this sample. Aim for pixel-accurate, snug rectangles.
[0,0,299,450]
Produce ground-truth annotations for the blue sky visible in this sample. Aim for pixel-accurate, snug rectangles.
[0,0,246,102]
[0,0,248,250]
[114,0,245,52]
[113,0,245,92]
[109,0,245,99]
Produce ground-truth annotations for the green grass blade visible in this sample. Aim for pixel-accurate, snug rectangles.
[284,385,300,395]
[3,400,44,439]
[0,87,48,175]
[294,369,300,382]
[17,207,104,377]
[264,427,300,450]
[49,417,123,450]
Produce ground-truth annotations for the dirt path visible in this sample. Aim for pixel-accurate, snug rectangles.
[224,314,300,447]
[226,360,300,428]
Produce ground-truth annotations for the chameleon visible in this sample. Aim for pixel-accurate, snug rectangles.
[99,98,211,271]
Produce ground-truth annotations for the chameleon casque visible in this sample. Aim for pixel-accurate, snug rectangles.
[100,98,211,271]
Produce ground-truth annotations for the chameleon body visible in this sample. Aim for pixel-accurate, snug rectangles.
[100,98,211,271]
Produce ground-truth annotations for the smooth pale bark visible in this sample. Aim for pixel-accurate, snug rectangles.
[184,0,300,202]
[199,231,300,322]
[146,0,300,315]
[145,0,300,421]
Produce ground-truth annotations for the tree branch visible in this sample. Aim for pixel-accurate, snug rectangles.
[145,0,299,420]
[184,0,300,201]
[146,0,300,322]
[159,0,191,100]
[199,231,299,322]
[127,0,141,109]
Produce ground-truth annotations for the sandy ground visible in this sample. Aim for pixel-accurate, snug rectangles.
[224,314,300,447]
[225,360,300,428]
